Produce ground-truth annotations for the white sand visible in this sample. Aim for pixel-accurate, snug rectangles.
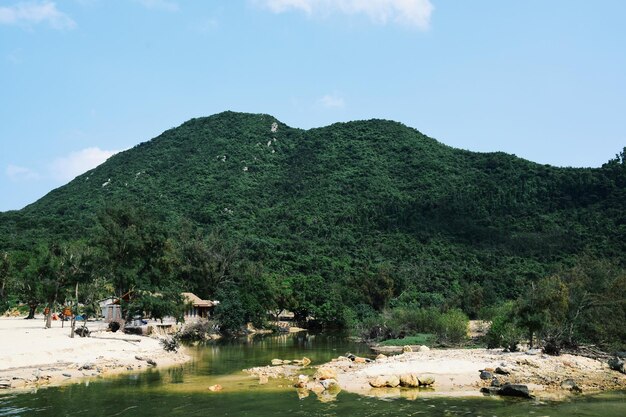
[0,316,190,391]
[324,348,626,399]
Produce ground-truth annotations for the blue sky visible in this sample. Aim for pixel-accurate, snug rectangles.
[1,0,625,212]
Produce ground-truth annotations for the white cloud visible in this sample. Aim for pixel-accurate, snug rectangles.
[318,93,345,109]
[134,0,179,12]
[0,1,76,29]
[49,147,119,182]
[258,0,434,29]
[6,164,40,181]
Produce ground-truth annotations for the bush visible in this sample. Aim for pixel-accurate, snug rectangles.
[485,301,523,350]
[178,319,218,341]
[438,309,469,344]
[357,306,468,345]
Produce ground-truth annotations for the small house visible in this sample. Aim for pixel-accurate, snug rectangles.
[182,292,219,322]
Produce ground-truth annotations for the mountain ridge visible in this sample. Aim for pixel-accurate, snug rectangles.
[1,111,625,313]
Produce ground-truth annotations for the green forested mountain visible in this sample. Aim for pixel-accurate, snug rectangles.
[1,111,625,323]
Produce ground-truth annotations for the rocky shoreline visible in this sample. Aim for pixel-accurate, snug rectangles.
[244,347,626,401]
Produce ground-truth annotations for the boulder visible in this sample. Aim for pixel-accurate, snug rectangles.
[315,367,337,381]
[368,375,399,388]
[495,367,510,375]
[560,379,581,393]
[386,375,400,388]
[491,378,502,387]
[146,359,157,366]
[294,374,308,388]
[608,357,625,374]
[208,384,223,392]
[368,376,387,388]
[402,345,413,353]
[481,384,532,398]
[376,354,387,360]
[354,356,367,364]
[498,384,532,398]
[271,359,283,366]
[419,376,435,386]
[320,378,339,391]
[479,370,493,380]
[399,373,420,388]
[302,357,311,367]
[418,345,430,352]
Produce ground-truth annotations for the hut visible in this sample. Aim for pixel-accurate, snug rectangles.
[182,292,218,322]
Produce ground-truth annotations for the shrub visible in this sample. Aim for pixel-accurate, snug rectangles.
[485,301,523,350]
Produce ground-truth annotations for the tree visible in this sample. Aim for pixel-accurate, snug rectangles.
[516,276,568,348]
[93,204,171,299]
[173,229,238,299]
[0,252,12,312]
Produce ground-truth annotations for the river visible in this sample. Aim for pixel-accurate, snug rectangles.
[1,333,625,416]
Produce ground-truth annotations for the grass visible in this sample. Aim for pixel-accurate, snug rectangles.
[379,333,436,346]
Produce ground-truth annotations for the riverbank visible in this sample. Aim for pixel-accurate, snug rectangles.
[247,347,626,400]
[0,316,190,392]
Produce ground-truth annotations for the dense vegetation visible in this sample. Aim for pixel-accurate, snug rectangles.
[0,112,624,348]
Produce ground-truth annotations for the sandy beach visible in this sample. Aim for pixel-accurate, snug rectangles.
[0,316,190,391]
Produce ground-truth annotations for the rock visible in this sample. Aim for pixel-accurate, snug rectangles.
[368,376,387,388]
[294,374,308,388]
[480,387,499,395]
[271,359,284,366]
[491,378,502,387]
[560,379,581,392]
[135,355,144,361]
[282,360,292,365]
[495,366,510,375]
[80,363,94,371]
[402,345,413,353]
[320,378,339,390]
[208,384,223,392]
[62,373,71,378]
[386,375,400,388]
[0,380,12,389]
[353,356,367,364]
[375,354,387,360]
[399,373,420,388]
[498,384,532,398]
[302,357,311,367]
[479,370,493,380]
[369,375,400,388]
[336,356,351,362]
[419,376,435,386]
[418,345,430,352]
[608,357,625,374]
[146,359,157,366]
[315,367,337,381]
[259,375,269,385]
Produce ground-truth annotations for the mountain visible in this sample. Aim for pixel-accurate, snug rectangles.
[1,111,625,312]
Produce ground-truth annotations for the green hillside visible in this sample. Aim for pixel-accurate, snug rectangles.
[1,112,625,337]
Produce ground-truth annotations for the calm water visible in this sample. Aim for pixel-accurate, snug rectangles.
[1,333,625,417]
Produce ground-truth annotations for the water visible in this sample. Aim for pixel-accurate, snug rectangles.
[1,333,624,417]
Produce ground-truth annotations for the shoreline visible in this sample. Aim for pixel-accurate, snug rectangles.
[246,347,626,400]
[0,316,191,392]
